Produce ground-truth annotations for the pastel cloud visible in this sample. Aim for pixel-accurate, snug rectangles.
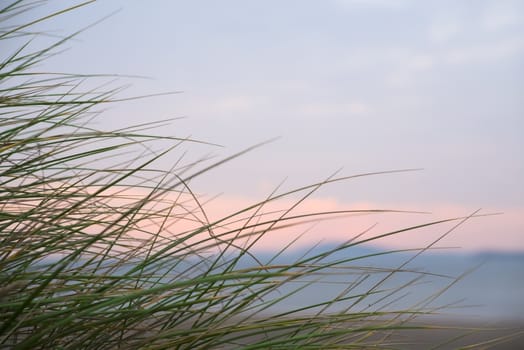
[481,1,522,32]
[442,37,524,65]
[205,196,524,253]
[334,0,410,10]
[429,17,461,43]
[213,96,261,114]
[385,37,524,87]
[181,95,266,119]
[99,186,523,254]
[297,102,372,118]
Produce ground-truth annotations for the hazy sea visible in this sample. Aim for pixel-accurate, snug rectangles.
[248,245,524,321]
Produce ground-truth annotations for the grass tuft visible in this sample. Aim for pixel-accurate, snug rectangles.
[0,1,510,349]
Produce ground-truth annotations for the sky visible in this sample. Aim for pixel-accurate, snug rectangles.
[21,0,524,252]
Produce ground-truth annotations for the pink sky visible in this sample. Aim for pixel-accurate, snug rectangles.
[26,1,522,255]
[105,186,523,254]
[201,195,524,253]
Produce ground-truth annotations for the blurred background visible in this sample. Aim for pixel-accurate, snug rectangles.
[16,0,524,322]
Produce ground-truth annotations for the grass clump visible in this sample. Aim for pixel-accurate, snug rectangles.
[0,1,500,349]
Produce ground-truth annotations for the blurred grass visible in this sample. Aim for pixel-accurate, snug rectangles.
[0,1,513,349]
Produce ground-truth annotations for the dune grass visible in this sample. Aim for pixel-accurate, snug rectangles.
[0,1,505,349]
